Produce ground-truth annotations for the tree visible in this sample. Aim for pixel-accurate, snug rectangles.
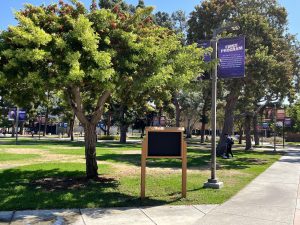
[178,83,204,138]
[154,9,209,129]
[136,0,145,9]
[0,1,200,178]
[287,100,300,132]
[154,12,174,30]
[188,0,297,149]
[171,10,187,38]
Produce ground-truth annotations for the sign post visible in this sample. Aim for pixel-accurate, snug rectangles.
[141,127,187,199]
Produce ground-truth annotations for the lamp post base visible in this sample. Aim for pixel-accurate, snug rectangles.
[204,179,223,189]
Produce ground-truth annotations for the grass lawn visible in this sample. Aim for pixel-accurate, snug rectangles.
[0,152,39,161]
[286,142,300,146]
[0,137,283,210]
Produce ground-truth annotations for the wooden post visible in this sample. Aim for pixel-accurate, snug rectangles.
[182,141,187,198]
[141,137,147,199]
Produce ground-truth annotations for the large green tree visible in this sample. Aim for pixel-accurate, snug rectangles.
[0,1,203,178]
[188,0,297,149]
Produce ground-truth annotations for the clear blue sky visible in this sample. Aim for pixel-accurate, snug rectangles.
[0,0,299,40]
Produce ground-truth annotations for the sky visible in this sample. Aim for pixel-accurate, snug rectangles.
[0,0,299,40]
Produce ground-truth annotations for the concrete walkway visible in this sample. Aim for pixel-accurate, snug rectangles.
[1,147,300,225]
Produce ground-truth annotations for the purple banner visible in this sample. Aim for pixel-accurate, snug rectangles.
[218,37,245,78]
[284,118,292,127]
[262,122,269,129]
[8,108,17,121]
[198,40,211,80]
[8,108,26,121]
[18,110,26,121]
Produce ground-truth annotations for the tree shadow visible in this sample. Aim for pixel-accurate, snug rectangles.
[216,150,284,170]
[96,142,140,149]
[97,150,212,169]
[0,139,141,149]
[97,149,283,171]
[0,168,166,211]
[0,139,84,147]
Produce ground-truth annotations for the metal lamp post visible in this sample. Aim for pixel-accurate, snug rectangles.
[15,107,19,145]
[273,103,277,152]
[204,23,239,189]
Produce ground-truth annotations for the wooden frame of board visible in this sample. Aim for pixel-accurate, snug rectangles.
[141,127,187,199]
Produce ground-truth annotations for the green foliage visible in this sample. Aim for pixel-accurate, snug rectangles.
[287,100,300,132]
[154,12,174,30]
[0,0,206,176]
[0,2,205,127]
[188,0,298,138]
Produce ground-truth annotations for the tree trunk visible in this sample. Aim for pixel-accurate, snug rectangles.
[200,112,208,144]
[107,112,111,136]
[43,107,49,136]
[253,114,260,146]
[186,119,192,138]
[20,122,24,135]
[84,123,98,179]
[173,97,181,127]
[65,87,111,179]
[219,90,239,144]
[11,122,15,137]
[141,126,145,138]
[69,114,75,141]
[238,125,243,144]
[120,124,127,143]
[31,120,35,137]
[158,108,162,121]
[119,106,128,144]
[244,114,252,150]
[200,121,206,143]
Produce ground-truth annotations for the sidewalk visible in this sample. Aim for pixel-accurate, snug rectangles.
[1,147,300,225]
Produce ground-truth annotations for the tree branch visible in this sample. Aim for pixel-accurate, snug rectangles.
[91,91,111,124]
[65,87,88,125]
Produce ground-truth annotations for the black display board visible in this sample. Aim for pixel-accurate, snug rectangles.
[147,131,182,157]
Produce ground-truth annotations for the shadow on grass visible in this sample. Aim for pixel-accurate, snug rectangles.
[98,148,211,169]
[98,149,283,171]
[0,139,140,149]
[217,150,284,170]
[0,168,166,211]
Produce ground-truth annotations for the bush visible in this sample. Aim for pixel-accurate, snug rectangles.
[98,135,119,140]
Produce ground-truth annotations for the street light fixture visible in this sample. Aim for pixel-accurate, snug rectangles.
[204,22,239,189]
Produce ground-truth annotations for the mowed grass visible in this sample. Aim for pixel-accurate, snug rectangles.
[0,152,40,161]
[0,137,283,210]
